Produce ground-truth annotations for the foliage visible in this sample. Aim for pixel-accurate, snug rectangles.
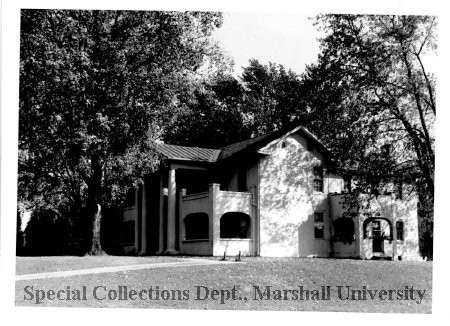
[298,15,436,258]
[163,74,251,148]
[240,59,306,135]
[19,9,228,254]
[304,15,435,196]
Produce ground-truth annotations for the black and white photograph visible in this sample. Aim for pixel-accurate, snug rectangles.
[1,0,448,323]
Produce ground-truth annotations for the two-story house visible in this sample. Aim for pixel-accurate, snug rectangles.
[119,125,421,260]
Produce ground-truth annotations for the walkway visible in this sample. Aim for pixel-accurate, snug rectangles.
[16,258,235,281]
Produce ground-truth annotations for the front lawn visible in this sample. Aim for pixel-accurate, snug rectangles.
[15,256,432,313]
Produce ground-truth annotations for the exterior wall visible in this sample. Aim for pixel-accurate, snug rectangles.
[179,191,212,255]
[329,195,359,258]
[212,185,254,256]
[331,192,420,261]
[258,133,338,257]
[178,184,254,256]
[181,240,211,255]
[395,191,420,261]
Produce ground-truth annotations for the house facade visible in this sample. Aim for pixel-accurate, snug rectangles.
[119,126,421,261]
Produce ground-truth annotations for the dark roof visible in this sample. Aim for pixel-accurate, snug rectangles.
[156,126,331,163]
[155,144,221,163]
[218,131,280,160]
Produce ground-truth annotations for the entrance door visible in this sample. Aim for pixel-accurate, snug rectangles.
[372,220,384,253]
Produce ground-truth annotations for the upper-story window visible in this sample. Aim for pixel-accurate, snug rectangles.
[394,179,403,200]
[313,166,324,192]
[343,175,352,193]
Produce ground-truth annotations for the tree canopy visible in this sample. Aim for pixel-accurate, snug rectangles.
[19,9,228,253]
[303,15,435,197]
[18,11,436,257]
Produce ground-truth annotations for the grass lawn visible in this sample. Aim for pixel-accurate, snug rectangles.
[15,256,432,313]
[16,256,184,275]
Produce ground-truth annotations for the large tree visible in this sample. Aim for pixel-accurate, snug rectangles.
[303,15,435,193]
[19,9,227,254]
[162,74,251,148]
[240,59,306,135]
[302,15,436,257]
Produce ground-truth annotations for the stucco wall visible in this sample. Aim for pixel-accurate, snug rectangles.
[395,192,421,261]
[329,194,359,258]
[181,240,211,255]
[331,193,420,261]
[212,186,254,256]
[258,133,336,257]
[178,191,212,255]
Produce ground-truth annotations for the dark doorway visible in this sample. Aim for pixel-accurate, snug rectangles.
[372,220,384,253]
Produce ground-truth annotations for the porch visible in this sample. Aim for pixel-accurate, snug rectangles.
[179,184,256,256]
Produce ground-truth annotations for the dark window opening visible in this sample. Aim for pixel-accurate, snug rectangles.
[343,175,352,193]
[313,166,324,192]
[382,144,391,158]
[394,179,403,200]
[396,221,404,241]
[220,212,251,239]
[333,218,355,243]
[184,213,209,240]
[122,221,135,244]
[314,212,324,239]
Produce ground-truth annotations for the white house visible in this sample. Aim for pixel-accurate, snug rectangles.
[119,125,421,261]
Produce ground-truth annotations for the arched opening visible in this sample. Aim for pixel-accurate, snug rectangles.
[184,213,209,240]
[333,218,355,244]
[362,217,393,239]
[220,212,251,239]
[362,217,393,254]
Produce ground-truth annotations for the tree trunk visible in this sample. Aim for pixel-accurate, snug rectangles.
[86,155,106,256]
[87,203,105,255]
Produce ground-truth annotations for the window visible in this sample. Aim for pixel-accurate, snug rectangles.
[220,212,251,239]
[313,166,324,192]
[382,144,391,158]
[372,220,381,237]
[394,179,403,200]
[184,213,209,240]
[314,212,324,239]
[333,218,355,243]
[396,221,404,241]
[343,175,352,193]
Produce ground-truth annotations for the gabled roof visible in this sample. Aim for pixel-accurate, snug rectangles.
[156,125,331,163]
[218,131,281,160]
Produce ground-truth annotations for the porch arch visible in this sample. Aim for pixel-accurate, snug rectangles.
[220,212,251,239]
[362,217,393,239]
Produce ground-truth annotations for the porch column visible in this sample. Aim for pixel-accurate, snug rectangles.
[133,188,139,252]
[156,173,165,255]
[165,168,179,254]
[139,182,148,255]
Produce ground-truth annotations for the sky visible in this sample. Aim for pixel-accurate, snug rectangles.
[212,12,321,77]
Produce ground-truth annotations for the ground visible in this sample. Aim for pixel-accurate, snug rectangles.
[15,256,432,313]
